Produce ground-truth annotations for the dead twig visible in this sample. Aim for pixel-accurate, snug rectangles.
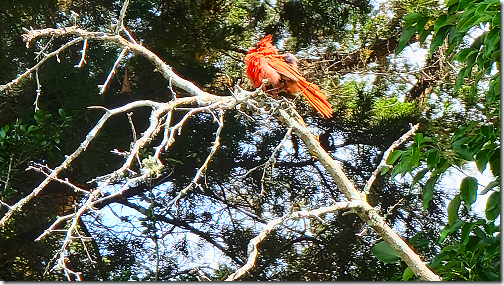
[225,201,354,281]
[362,123,419,195]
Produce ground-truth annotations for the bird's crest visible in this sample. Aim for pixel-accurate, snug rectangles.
[256,34,273,48]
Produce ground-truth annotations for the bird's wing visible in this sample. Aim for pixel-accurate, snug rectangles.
[269,56,333,118]
[268,57,301,83]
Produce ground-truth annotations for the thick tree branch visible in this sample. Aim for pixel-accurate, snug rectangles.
[0,96,233,227]
[19,27,218,97]
[276,108,440,281]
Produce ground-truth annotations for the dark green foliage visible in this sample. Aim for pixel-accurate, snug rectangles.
[279,0,371,49]
[388,0,500,279]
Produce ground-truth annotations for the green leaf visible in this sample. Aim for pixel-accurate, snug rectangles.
[485,191,500,220]
[478,236,496,246]
[415,238,429,248]
[452,137,474,161]
[473,226,486,239]
[413,133,423,146]
[386,150,403,165]
[422,136,438,144]
[27,125,38,133]
[453,68,468,93]
[371,241,401,263]
[479,125,495,139]
[468,132,488,154]
[59,108,66,118]
[0,127,6,140]
[460,177,478,209]
[447,0,459,7]
[482,28,499,57]
[422,173,438,210]
[482,220,496,235]
[398,156,413,177]
[447,24,461,48]
[438,220,465,243]
[380,166,390,175]
[409,232,421,245]
[433,14,457,34]
[491,11,500,27]
[460,222,474,245]
[395,26,417,55]
[433,14,447,34]
[489,148,500,177]
[415,16,429,34]
[481,179,499,195]
[411,147,420,167]
[455,47,478,62]
[412,168,429,186]
[458,13,493,33]
[419,25,433,43]
[475,148,494,173]
[451,124,467,140]
[402,267,414,281]
[452,133,472,146]
[430,251,447,268]
[427,150,440,169]
[34,110,43,123]
[487,75,499,103]
[447,195,461,225]
[483,268,500,281]
[452,122,478,142]
[403,13,423,28]
[429,25,451,57]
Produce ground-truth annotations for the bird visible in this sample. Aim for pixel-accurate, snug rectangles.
[244,35,332,118]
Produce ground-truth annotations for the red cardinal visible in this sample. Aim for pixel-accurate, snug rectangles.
[244,35,332,118]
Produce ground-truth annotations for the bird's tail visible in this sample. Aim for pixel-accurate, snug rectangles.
[296,79,333,118]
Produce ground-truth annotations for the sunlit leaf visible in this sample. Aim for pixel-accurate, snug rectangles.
[371,241,400,263]
[422,173,438,210]
[438,220,465,243]
[395,26,417,55]
[460,177,477,209]
[402,267,414,281]
[386,150,403,165]
[485,191,500,220]
[447,195,461,225]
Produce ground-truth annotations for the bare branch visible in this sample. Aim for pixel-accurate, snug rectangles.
[363,123,419,195]
[99,47,128,94]
[3,155,14,194]
[0,36,83,92]
[19,27,230,97]
[34,69,42,111]
[164,110,225,209]
[115,0,130,34]
[118,200,245,266]
[35,213,75,241]
[27,164,89,194]
[225,201,354,281]
[1,23,440,282]
[260,127,292,195]
[75,38,88,68]
[0,99,198,227]
[276,108,440,281]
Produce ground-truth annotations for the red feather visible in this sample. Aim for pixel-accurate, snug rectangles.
[244,35,332,118]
